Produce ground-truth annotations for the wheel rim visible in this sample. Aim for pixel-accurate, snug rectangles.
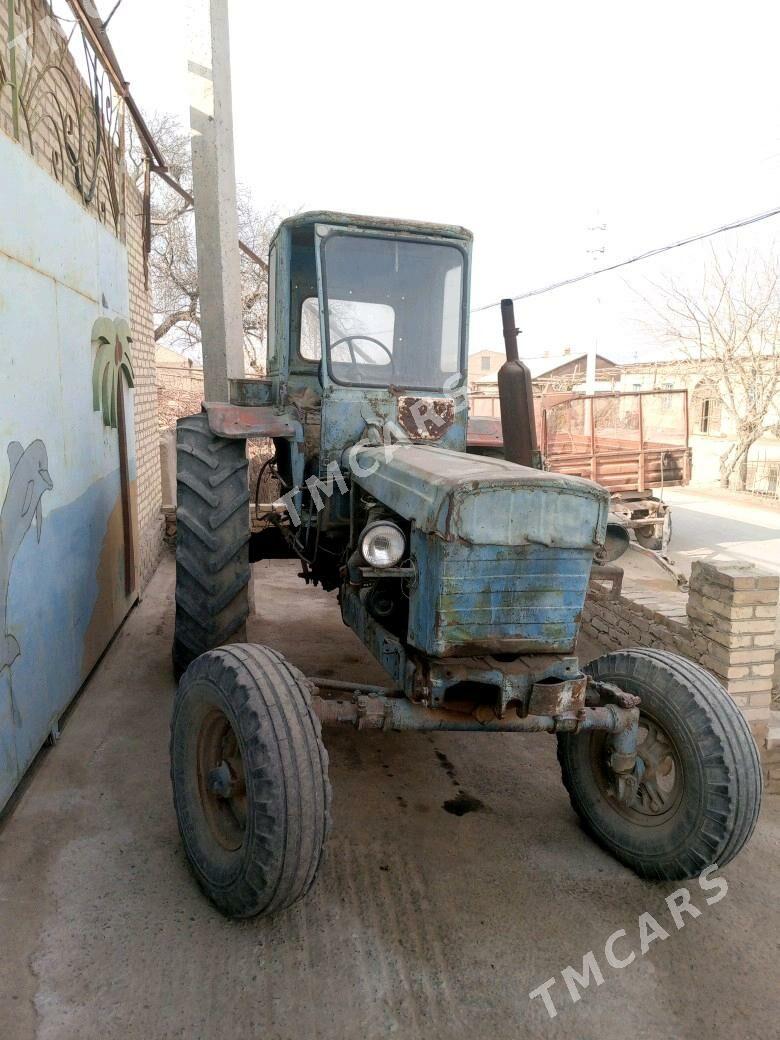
[196,708,248,851]
[591,711,684,825]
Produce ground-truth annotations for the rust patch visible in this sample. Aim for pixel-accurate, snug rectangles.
[397,397,455,441]
[205,403,300,440]
[81,480,138,680]
[466,415,503,450]
[526,675,586,718]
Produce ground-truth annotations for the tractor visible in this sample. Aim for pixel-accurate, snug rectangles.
[170,212,762,919]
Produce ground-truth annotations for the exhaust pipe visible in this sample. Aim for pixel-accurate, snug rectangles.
[498,299,540,468]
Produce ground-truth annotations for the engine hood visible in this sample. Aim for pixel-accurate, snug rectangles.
[350,443,609,550]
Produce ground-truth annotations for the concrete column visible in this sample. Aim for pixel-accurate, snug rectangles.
[186,0,244,402]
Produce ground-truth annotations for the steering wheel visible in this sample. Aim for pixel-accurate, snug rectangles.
[329,335,393,368]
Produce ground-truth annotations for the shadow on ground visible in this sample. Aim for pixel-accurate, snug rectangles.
[1,552,778,1040]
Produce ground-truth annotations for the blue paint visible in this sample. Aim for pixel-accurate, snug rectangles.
[352,443,608,546]
[0,469,127,808]
[409,532,593,657]
[1,136,137,812]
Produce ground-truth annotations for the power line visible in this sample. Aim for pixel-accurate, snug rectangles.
[472,202,780,312]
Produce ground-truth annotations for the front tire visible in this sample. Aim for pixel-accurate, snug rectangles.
[558,649,762,879]
[170,644,331,918]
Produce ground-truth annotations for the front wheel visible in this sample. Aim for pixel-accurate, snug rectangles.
[558,649,762,879]
[170,644,331,917]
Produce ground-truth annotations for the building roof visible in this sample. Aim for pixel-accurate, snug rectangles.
[155,344,201,368]
[531,352,616,380]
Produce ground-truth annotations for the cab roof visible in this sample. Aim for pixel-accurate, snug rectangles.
[271,210,473,248]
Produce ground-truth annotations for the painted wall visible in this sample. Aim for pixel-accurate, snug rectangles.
[0,133,137,810]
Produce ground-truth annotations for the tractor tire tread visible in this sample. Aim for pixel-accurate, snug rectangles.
[170,645,331,918]
[173,413,250,678]
[557,648,762,879]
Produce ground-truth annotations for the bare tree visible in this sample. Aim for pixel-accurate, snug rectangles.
[646,249,780,489]
[129,114,283,374]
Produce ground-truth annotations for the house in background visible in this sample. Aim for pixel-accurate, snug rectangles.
[155,346,204,511]
[468,348,619,417]
[467,349,505,388]
[531,352,619,393]
[155,344,204,394]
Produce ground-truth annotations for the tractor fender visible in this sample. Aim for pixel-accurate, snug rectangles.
[203,402,304,443]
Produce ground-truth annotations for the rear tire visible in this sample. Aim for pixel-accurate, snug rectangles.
[558,649,762,879]
[173,413,250,679]
[170,644,331,918]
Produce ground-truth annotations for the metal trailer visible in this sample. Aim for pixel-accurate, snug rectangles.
[468,389,691,560]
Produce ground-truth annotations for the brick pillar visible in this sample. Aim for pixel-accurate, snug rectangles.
[686,560,778,787]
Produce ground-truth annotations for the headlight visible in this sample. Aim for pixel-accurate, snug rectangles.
[359,521,405,568]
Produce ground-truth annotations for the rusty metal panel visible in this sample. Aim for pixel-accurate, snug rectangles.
[527,675,587,717]
[204,402,303,441]
[396,397,455,440]
[539,390,691,493]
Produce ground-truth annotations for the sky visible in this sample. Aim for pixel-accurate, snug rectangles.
[106,0,780,364]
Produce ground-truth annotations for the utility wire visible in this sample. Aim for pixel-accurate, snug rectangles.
[472,202,780,312]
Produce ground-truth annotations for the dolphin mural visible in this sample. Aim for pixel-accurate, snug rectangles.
[0,440,53,673]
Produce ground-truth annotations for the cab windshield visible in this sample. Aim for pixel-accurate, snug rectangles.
[318,233,465,390]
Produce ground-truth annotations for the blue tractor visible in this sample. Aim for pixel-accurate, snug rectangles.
[170,213,762,918]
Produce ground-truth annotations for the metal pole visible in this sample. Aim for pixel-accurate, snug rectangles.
[500,298,520,362]
[186,0,245,402]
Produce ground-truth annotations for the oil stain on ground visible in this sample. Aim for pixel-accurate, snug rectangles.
[442,793,485,816]
[432,743,487,816]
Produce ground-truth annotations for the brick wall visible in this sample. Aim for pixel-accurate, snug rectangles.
[0,2,125,237]
[1,3,163,590]
[583,561,780,793]
[126,177,164,589]
[157,364,205,394]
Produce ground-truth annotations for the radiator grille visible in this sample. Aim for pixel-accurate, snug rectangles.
[409,536,592,657]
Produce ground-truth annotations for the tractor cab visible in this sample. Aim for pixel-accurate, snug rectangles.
[246,213,473,473]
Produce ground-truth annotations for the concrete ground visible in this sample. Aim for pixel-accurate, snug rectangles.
[665,485,780,575]
[1,552,778,1040]
[665,486,780,577]
[624,485,780,592]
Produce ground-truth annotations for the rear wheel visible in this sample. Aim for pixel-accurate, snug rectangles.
[173,412,250,679]
[558,649,762,879]
[170,644,331,918]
